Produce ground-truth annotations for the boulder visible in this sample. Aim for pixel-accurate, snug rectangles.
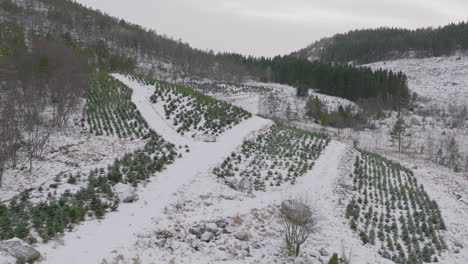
[234,231,249,241]
[156,230,174,239]
[224,178,239,190]
[200,232,214,242]
[220,193,236,200]
[205,222,218,233]
[0,253,15,264]
[240,242,250,253]
[319,248,330,257]
[236,179,253,194]
[190,239,201,250]
[196,134,216,143]
[113,183,138,203]
[188,225,204,238]
[215,219,228,228]
[0,238,41,262]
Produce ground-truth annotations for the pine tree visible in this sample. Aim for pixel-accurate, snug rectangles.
[390,118,406,152]
[422,245,432,262]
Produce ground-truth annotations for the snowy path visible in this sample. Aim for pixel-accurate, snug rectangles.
[37,76,272,264]
[137,140,391,264]
[180,140,350,222]
[112,74,191,145]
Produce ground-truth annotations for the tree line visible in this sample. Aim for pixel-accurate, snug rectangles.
[0,0,411,185]
[1,0,410,106]
[299,21,468,64]
[219,54,410,108]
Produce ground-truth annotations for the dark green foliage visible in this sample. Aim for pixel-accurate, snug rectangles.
[0,73,179,242]
[327,253,347,264]
[298,22,468,64]
[131,75,252,136]
[86,40,136,73]
[220,55,410,107]
[184,82,272,95]
[213,123,329,191]
[346,151,446,263]
[0,21,25,57]
[83,73,150,138]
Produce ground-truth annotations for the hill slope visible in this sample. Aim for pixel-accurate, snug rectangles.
[295,22,468,64]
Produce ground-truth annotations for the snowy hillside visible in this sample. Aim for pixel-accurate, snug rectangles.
[1,66,467,264]
[366,56,468,108]
[186,80,357,117]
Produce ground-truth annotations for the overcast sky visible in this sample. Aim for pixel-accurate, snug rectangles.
[74,0,468,57]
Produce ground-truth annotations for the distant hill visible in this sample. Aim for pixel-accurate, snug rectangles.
[0,0,253,81]
[0,0,410,108]
[295,21,468,64]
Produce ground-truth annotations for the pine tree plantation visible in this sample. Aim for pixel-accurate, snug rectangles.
[213,123,329,191]
[346,151,446,263]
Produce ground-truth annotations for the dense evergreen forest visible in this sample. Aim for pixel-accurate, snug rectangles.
[297,21,468,64]
[220,54,410,107]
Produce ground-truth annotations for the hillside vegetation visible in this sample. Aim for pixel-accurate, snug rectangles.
[213,124,329,191]
[0,72,180,243]
[296,21,468,64]
[347,151,447,263]
[125,75,253,137]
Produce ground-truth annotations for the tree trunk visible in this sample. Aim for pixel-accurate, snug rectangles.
[398,136,401,152]
[295,244,300,257]
[0,161,3,188]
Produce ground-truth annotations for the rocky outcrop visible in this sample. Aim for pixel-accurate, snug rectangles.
[0,238,41,262]
[236,179,253,194]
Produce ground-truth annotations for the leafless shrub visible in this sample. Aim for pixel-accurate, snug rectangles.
[279,198,317,256]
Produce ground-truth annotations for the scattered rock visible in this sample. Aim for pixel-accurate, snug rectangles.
[190,239,201,250]
[237,179,253,194]
[188,225,204,238]
[200,232,214,242]
[224,177,239,189]
[220,194,236,200]
[240,242,250,253]
[205,222,218,233]
[252,241,261,249]
[0,238,41,262]
[113,183,138,203]
[196,134,216,143]
[319,248,329,257]
[156,230,174,239]
[234,231,249,241]
[216,219,228,228]
[239,249,249,257]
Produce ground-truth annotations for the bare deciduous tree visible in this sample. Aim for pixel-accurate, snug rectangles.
[279,198,317,256]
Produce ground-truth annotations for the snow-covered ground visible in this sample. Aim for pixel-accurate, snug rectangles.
[3,56,468,264]
[35,74,271,264]
[0,114,146,203]
[246,81,357,113]
[202,80,356,116]
[99,141,394,264]
[366,56,468,108]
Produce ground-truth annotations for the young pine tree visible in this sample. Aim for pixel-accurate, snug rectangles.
[390,118,406,152]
